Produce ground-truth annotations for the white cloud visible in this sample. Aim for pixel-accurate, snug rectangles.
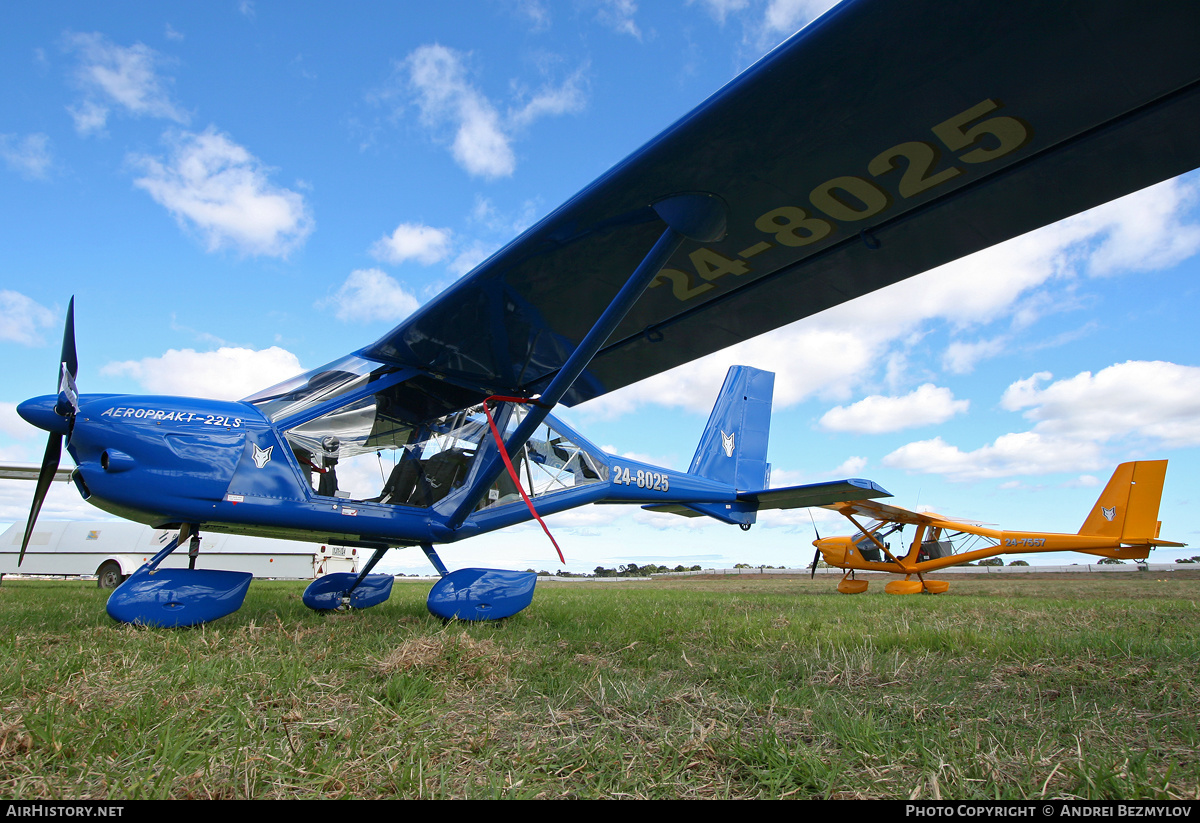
[942,337,1008,375]
[883,360,1200,481]
[882,433,1104,482]
[370,223,452,265]
[320,268,420,323]
[62,32,189,135]
[819,384,968,434]
[1001,361,1200,448]
[101,346,303,400]
[0,134,53,180]
[829,455,867,476]
[403,44,586,179]
[1072,176,1200,276]
[0,291,57,346]
[130,127,313,257]
[508,67,588,130]
[407,45,515,179]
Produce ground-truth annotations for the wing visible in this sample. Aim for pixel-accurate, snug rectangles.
[823,499,937,527]
[364,0,1200,410]
[823,499,991,529]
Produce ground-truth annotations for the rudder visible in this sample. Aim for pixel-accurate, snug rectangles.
[1078,460,1168,541]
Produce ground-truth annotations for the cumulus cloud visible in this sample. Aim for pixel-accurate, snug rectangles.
[819,384,969,434]
[101,346,303,400]
[406,45,515,178]
[883,360,1200,481]
[62,31,189,135]
[320,268,421,323]
[0,134,53,180]
[0,291,57,346]
[882,433,1105,481]
[403,44,585,179]
[130,128,313,257]
[1001,361,1200,448]
[370,223,452,265]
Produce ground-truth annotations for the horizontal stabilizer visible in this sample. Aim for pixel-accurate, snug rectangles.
[643,478,891,518]
[738,478,891,510]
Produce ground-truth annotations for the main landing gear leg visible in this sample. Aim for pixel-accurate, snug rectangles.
[105,524,253,627]
[302,546,395,612]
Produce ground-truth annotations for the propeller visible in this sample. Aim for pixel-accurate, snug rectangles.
[19,298,77,567]
[807,510,822,579]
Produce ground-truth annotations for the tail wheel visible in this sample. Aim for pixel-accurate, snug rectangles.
[96,561,124,590]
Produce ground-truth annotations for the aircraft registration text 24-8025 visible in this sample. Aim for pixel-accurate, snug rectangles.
[651,99,1032,303]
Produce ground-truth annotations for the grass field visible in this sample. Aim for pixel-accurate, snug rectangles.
[0,571,1197,799]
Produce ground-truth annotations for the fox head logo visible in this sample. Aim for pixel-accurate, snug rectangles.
[1102,505,1116,522]
[720,431,735,457]
[252,444,273,469]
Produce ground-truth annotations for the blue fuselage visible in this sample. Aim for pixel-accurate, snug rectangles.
[18,392,738,550]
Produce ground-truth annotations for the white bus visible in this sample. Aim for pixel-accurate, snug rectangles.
[0,521,361,588]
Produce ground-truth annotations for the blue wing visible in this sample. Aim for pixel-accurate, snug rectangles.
[363,0,1200,409]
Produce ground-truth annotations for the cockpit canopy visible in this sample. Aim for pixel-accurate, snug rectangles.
[244,356,607,509]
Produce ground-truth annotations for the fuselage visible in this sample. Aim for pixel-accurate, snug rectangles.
[18,390,737,551]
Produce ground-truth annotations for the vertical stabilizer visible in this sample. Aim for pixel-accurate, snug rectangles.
[688,366,774,490]
[1078,460,1169,541]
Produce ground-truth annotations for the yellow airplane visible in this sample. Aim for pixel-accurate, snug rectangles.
[810,460,1186,594]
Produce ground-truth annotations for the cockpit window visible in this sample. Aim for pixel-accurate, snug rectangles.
[477,406,607,509]
[279,391,608,510]
[284,401,491,508]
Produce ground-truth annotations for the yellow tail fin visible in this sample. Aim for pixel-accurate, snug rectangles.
[1078,460,1168,541]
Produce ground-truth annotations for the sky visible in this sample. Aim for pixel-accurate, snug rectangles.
[2,0,1199,576]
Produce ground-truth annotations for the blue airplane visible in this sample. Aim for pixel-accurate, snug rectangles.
[13,0,1200,626]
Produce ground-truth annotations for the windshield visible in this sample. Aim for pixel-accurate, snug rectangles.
[243,355,391,422]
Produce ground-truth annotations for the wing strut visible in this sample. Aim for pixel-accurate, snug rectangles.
[446,192,727,530]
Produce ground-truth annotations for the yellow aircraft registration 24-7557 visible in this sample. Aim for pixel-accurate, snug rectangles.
[810,461,1186,594]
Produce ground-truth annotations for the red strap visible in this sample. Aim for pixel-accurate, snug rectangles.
[483,396,565,564]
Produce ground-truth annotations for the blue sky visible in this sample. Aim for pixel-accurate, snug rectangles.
[2,0,1199,575]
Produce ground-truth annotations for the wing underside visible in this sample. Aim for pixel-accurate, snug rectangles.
[363,0,1200,411]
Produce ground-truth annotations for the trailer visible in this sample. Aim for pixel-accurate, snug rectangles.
[0,521,361,588]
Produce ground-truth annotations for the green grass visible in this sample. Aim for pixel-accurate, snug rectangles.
[0,571,1197,799]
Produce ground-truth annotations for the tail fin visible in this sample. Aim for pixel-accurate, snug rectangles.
[1078,460,1168,542]
[688,366,774,490]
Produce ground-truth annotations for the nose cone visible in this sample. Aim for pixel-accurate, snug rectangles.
[17,395,69,435]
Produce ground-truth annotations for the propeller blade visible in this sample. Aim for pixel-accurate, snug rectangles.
[55,299,79,424]
[60,297,77,381]
[19,432,62,567]
[807,510,822,578]
[21,298,78,567]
